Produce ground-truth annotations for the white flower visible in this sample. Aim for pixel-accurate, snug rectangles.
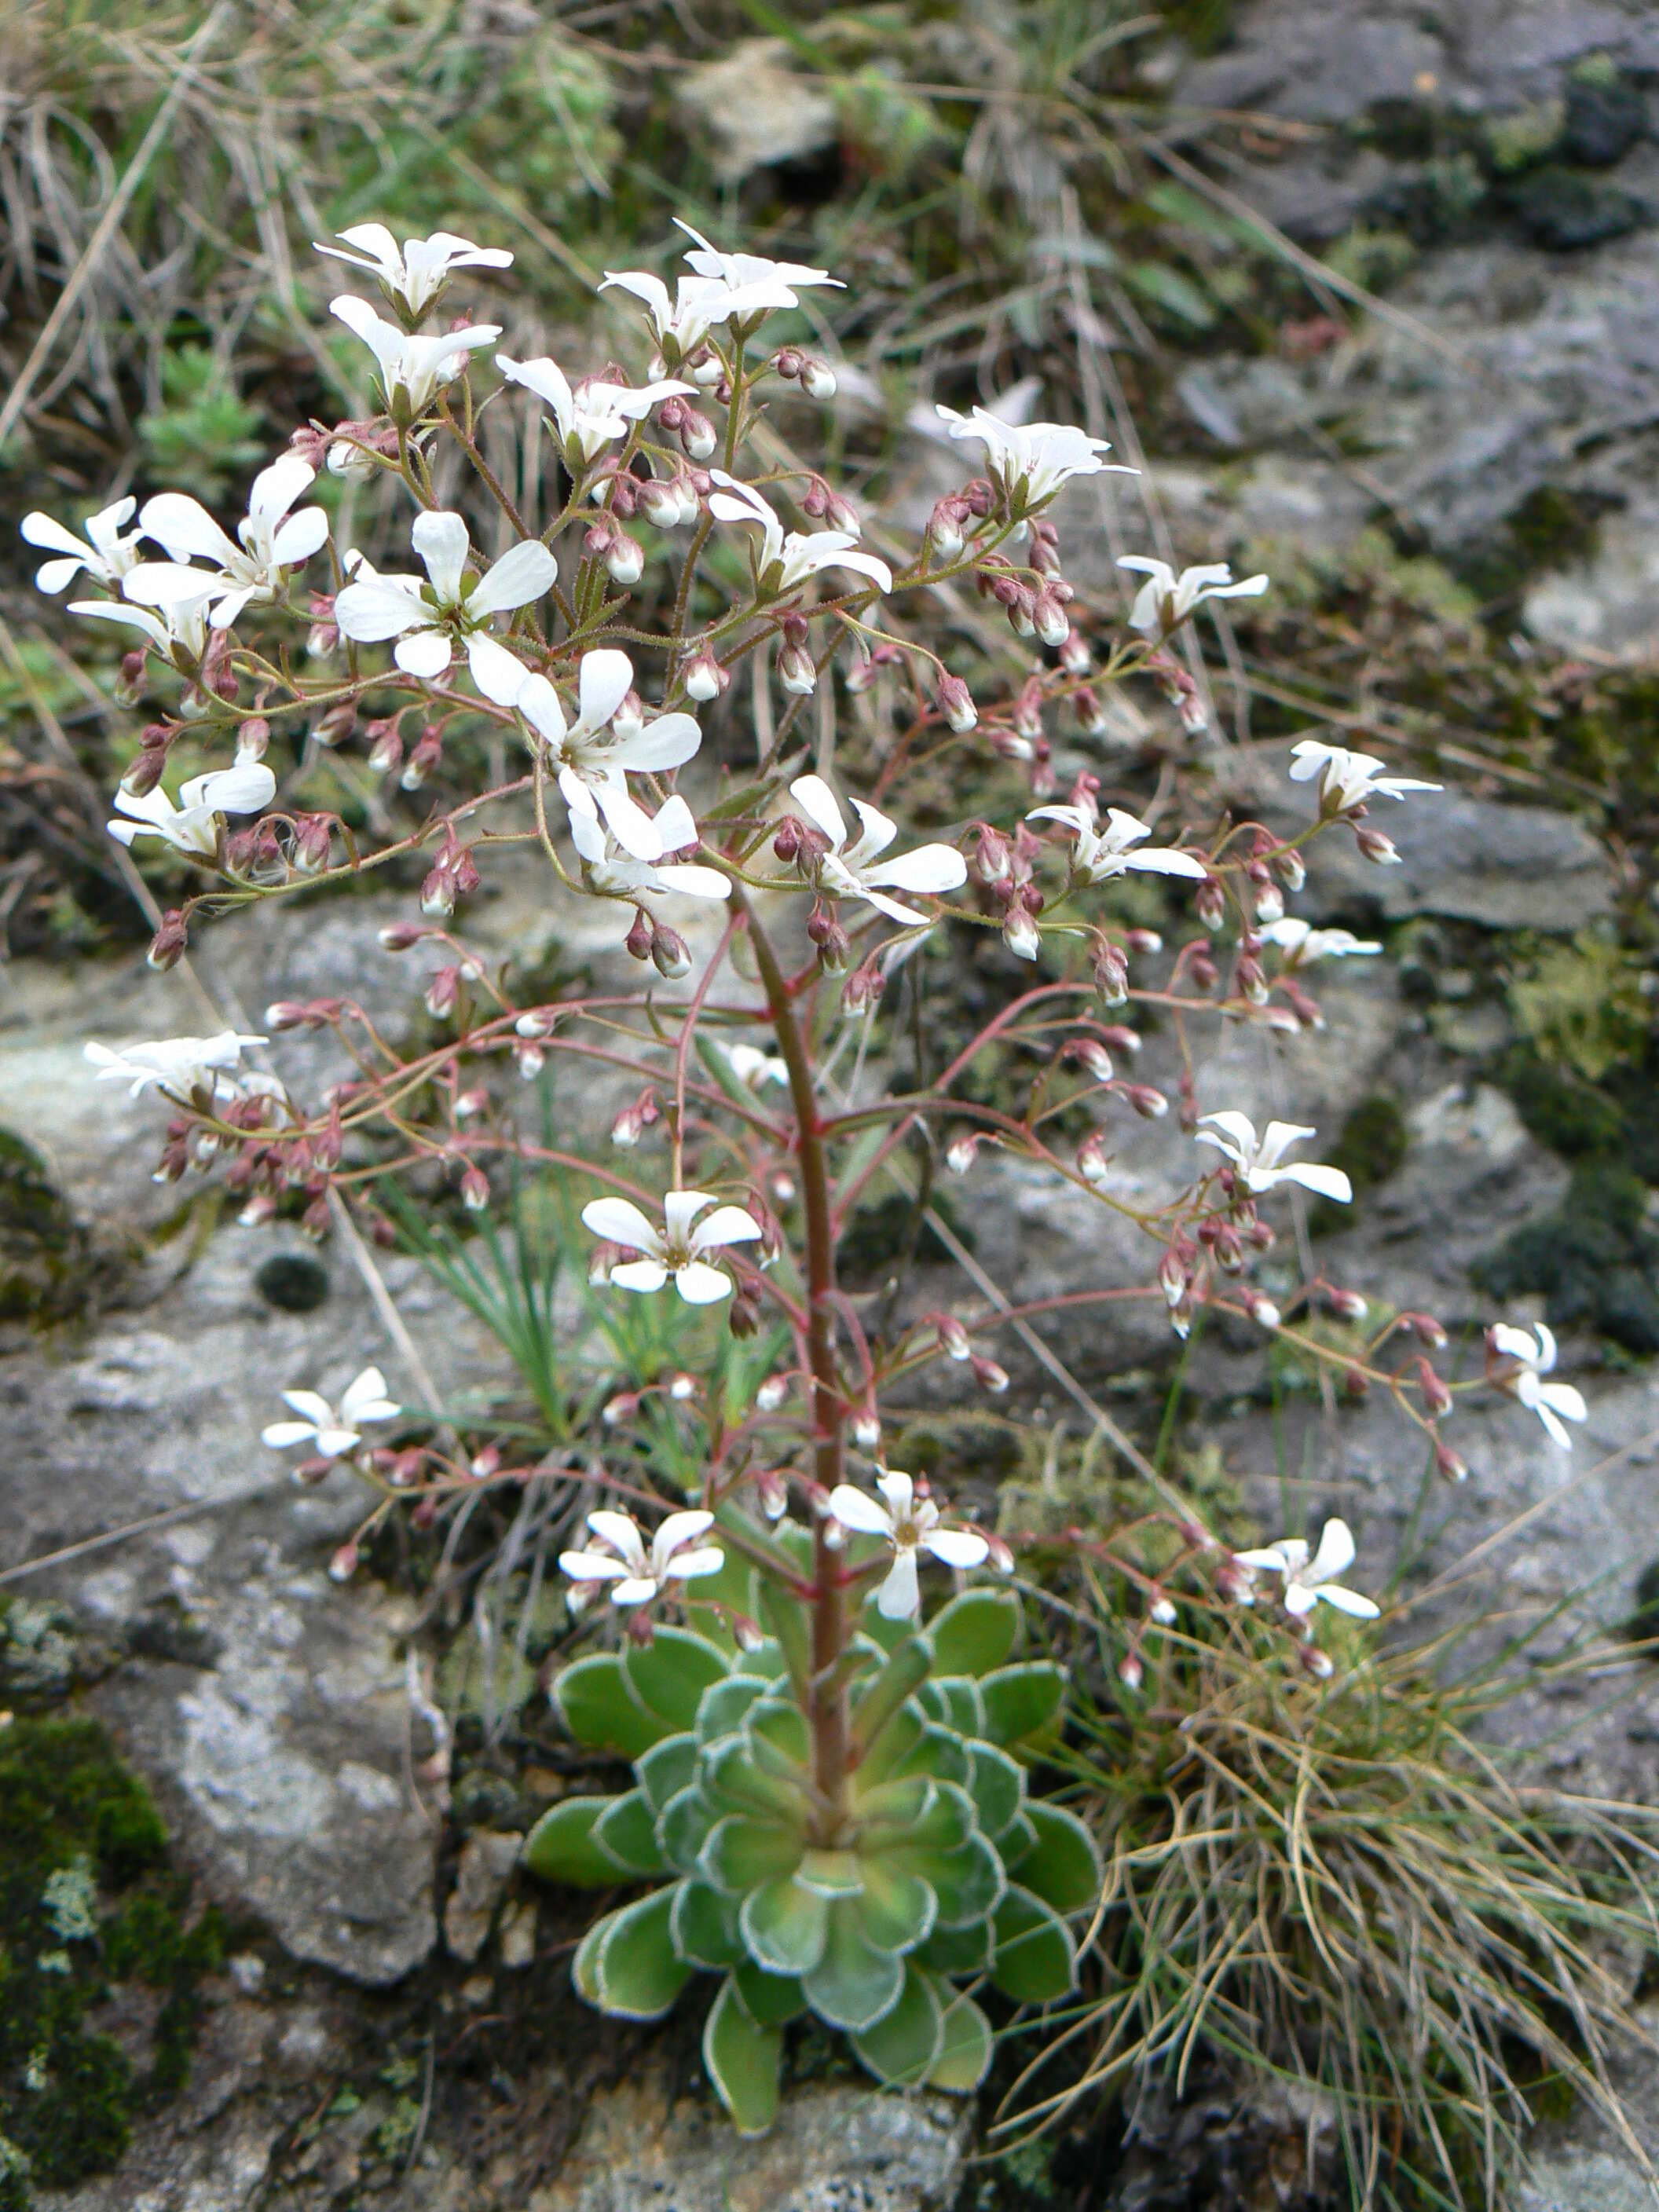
[707,473,892,596]
[314,224,512,315]
[517,649,701,860]
[1118,557,1269,635]
[1258,918,1382,967]
[1287,739,1441,815]
[1490,1321,1588,1451]
[70,577,217,665]
[331,295,502,415]
[107,761,276,857]
[1195,1111,1352,1203]
[1027,801,1208,885]
[1234,1518,1379,1620]
[826,1470,992,1621]
[559,1507,724,1610]
[934,405,1134,510]
[22,498,142,594]
[332,511,555,705]
[495,354,694,467]
[136,456,329,629]
[262,1367,400,1459]
[599,267,793,357]
[84,1030,265,1100]
[674,219,842,297]
[568,793,731,904]
[723,1043,789,1090]
[789,775,966,928]
[580,1188,763,1304]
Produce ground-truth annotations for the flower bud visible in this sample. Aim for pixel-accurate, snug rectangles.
[935,1315,972,1363]
[455,1086,488,1122]
[938,675,978,733]
[1071,1039,1114,1083]
[972,822,1010,883]
[1243,1288,1281,1329]
[684,646,727,702]
[238,1192,278,1229]
[650,925,693,980]
[421,867,455,919]
[1078,1131,1111,1183]
[1126,1083,1169,1120]
[638,477,682,530]
[1254,881,1285,925]
[589,1242,620,1287]
[120,749,167,800]
[329,1542,359,1584]
[1092,939,1129,1005]
[1195,877,1226,932]
[1355,827,1400,866]
[147,910,188,972]
[946,1131,980,1177]
[1276,848,1306,892]
[852,1409,881,1452]
[379,921,428,951]
[1418,1359,1453,1418]
[811,916,851,976]
[606,533,644,586]
[732,1613,766,1653]
[1299,1643,1335,1680]
[236,716,271,765]
[772,347,804,382]
[1119,1651,1144,1690]
[928,503,965,561]
[314,702,355,749]
[625,907,653,963]
[800,359,837,401]
[679,408,716,461]
[402,727,443,788]
[1233,953,1268,1005]
[424,965,460,1020]
[1327,1287,1368,1320]
[118,648,148,700]
[754,1469,789,1521]
[1060,628,1091,675]
[1003,905,1041,962]
[515,1041,545,1079]
[841,960,884,1019]
[1436,1441,1469,1484]
[291,813,332,874]
[756,1373,790,1413]
[971,1355,1009,1394]
[1033,591,1071,648]
[778,643,817,696]
[1408,1311,1449,1348]
[825,491,860,537]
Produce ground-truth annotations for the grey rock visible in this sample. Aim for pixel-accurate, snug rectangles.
[529,2065,972,2212]
[1524,496,1659,654]
[1511,2001,1659,2212]
[443,1830,523,1961]
[676,39,838,184]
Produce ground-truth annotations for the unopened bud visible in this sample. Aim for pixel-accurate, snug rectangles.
[754,1469,789,1521]
[1355,827,1400,866]
[421,867,455,918]
[1119,1651,1144,1690]
[679,408,716,460]
[1033,591,1071,649]
[946,1131,980,1177]
[1327,1287,1368,1320]
[935,1315,972,1362]
[1078,1131,1111,1183]
[515,1041,545,1079]
[650,925,693,980]
[1408,1312,1448,1349]
[938,675,977,733]
[1003,905,1041,962]
[841,960,884,1019]
[424,965,460,1020]
[1254,881,1284,925]
[606,532,644,586]
[638,478,681,529]
[732,1613,765,1653]
[1435,1441,1469,1485]
[1299,1642,1335,1679]
[460,1166,490,1211]
[1233,953,1268,1005]
[971,1355,1009,1394]
[1418,1359,1453,1418]
[589,1242,619,1287]
[120,749,167,800]
[147,910,188,971]
[852,1411,881,1452]
[329,1541,359,1584]
[800,358,837,401]
[625,907,653,963]
[778,643,817,696]
[291,814,332,874]
[1126,1083,1169,1120]
[973,822,1010,883]
[756,1373,790,1413]
[1060,628,1090,675]
[928,503,965,561]
[684,647,727,702]
[1195,877,1226,932]
[1243,1289,1281,1329]
[1072,1039,1114,1083]
[1092,939,1129,1005]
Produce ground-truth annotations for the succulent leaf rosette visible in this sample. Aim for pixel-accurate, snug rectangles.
[526,1540,1099,2136]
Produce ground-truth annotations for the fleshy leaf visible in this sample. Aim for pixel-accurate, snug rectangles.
[919,1918,994,1975]
[733,1959,807,2025]
[759,1579,811,1699]
[595,1789,668,1876]
[857,1859,937,1954]
[928,1988,994,2092]
[926,1586,1020,1677]
[1010,1801,1101,1916]
[701,1738,810,1822]
[671,1877,745,1968]
[990,1883,1078,2003]
[918,1675,984,1737]
[572,1908,610,2004]
[851,1959,943,2086]
[657,1784,716,1873]
[797,1847,864,1897]
[978,1661,1065,1748]
[740,1873,830,1976]
[704,1973,782,2137]
[892,1831,1005,1929]
[592,1885,694,2020]
[637,1732,699,1815]
[890,1723,972,1789]
[966,1742,1025,1840]
[624,1626,731,1731]
[802,1898,906,2031]
[697,1673,771,1744]
[851,1701,927,1792]
[525,1795,624,1888]
[745,1697,812,1774]
[851,1635,932,1756]
[555,1652,668,1760]
[700,1814,804,1895]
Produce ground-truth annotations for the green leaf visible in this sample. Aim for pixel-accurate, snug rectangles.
[594,1789,668,1877]
[851,1960,943,2086]
[624,1628,731,1731]
[555,1653,666,1760]
[759,1580,811,1700]
[740,1874,830,1976]
[927,1588,1020,1677]
[851,1635,932,1756]
[990,1884,1078,2004]
[857,1859,937,1954]
[1126,258,1218,330]
[928,1988,994,2092]
[700,1815,804,1895]
[908,1778,977,1851]
[745,1696,811,1774]
[704,1974,782,2137]
[853,1774,934,1828]
[733,1959,807,2024]
[851,1700,926,1790]
[797,1847,864,1897]
[572,1908,609,2005]
[966,1743,1025,1840]
[891,1723,972,1788]
[671,1877,745,1968]
[1011,1803,1101,1916]
[802,1899,906,2031]
[637,1733,698,1815]
[657,1784,715,1873]
[919,1676,984,1736]
[978,1662,1065,1749]
[593,1885,694,2020]
[858,1594,913,1654]
[700,1738,809,1823]
[893,1831,1005,1929]
[918,1919,993,1975]
[525,1796,623,1888]
[697,1673,771,1744]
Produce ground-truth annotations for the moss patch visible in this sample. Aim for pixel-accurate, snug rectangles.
[1473,1164,1659,1355]
[0,1716,225,2202]
[1310,1091,1408,1236]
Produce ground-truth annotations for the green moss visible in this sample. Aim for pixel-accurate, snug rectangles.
[1508,932,1652,1082]
[1500,1049,1625,1160]
[1310,1092,1408,1236]
[1461,485,1613,610]
[1474,1164,1659,1355]
[0,1131,96,1324]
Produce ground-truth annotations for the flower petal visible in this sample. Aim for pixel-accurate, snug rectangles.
[1307,1518,1357,1584]
[1315,1583,1380,1619]
[140,493,238,568]
[875,1551,921,1620]
[576,648,635,732]
[609,1577,660,1607]
[471,538,558,617]
[334,574,427,641]
[789,774,848,850]
[675,1260,734,1303]
[862,844,968,896]
[609,1258,671,1294]
[925,1529,991,1569]
[690,1205,764,1251]
[411,510,471,603]
[262,1421,320,1448]
[1276,1163,1353,1204]
[591,780,665,861]
[654,863,731,901]
[581,1196,664,1253]
[874,1470,914,1520]
[271,507,330,566]
[465,631,530,705]
[668,1547,726,1582]
[394,627,454,679]
[827,1485,894,1536]
[560,1550,631,1582]
[614,712,701,773]
[1122,848,1209,881]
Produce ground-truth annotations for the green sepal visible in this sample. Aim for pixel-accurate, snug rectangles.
[990,1883,1078,2003]
[851,1959,943,2086]
[928,1988,994,2092]
[850,1635,932,1756]
[657,1783,716,1873]
[636,1733,698,1816]
[966,1742,1025,1840]
[802,1897,906,2031]
[525,1795,624,1888]
[926,1586,1020,1678]
[733,1959,808,2025]
[555,1652,667,1760]
[704,1973,782,2137]
[700,1814,804,1895]
[892,1830,1005,1929]
[978,1661,1065,1748]
[696,1673,771,1744]
[740,1873,830,1976]
[590,1885,694,2020]
[593,1789,668,1876]
[624,1627,731,1732]
[918,1917,994,1976]
[759,1578,811,1701]
[857,1859,937,1954]
[797,1846,864,1896]
[1009,1801,1101,1916]
[670,1877,745,1968]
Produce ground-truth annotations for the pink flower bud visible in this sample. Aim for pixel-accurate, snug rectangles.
[801,359,837,401]
[606,533,644,586]
[1119,1651,1144,1690]
[314,702,355,749]
[1355,827,1400,866]
[732,1613,765,1652]
[755,1469,789,1520]
[455,1086,488,1121]
[402,729,443,788]
[1233,953,1268,1005]
[1060,628,1090,675]
[1126,1083,1169,1120]
[1418,1359,1453,1418]
[1071,1039,1114,1083]
[1254,881,1285,925]
[841,960,884,1019]
[1408,1312,1449,1348]
[1078,1130,1111,1183]
[756,1373,790,1412]
[625,907,654,963]
[460,1166,490,1212]
[772,347,804,381]
[650,925,693,980]
[928,502,964,560]
[825,490,860,537]
[1327,1287,1368,1320]
[424,965,460,1020]
[604,1395,640,1430]
[1092,939,1129,1005]
[1436,1441,1469,1484]
[1003,905,1041,961]
[1195,877,1226,932]
[973,822,1010,882]
[147,910,188,972]
[935,1315,972,1362]
[778,643,817,696]
[946,1131,980,1177]
[1299,1643,1335,1680]
[291,813,332,874]
[121,749,167,800]
[239,1192,278,1229]
[237,716,271,764]
[421,867,455,919]
[852,1410,881,1452]
[1276,848,1306,892]
[1033,591,1071,648]
[1243,1288,1281,1329]
[684,647,727,701]
[679,408,716,460]
[329,1541,359,1584]
[515,1041,545,1079]
[938,675,978,733]
[972,1355,1009,1394]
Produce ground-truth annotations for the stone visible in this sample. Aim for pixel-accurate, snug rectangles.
[497,1895,538,1970]
[443,1831,523,1962]
[529,2065,972,2212]
[676,40,838,185]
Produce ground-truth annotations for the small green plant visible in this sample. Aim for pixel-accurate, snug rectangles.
[137,345,265,505]
[525,1574,1097,2131]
